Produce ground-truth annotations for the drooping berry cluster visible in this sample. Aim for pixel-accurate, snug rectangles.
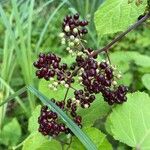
[102,85,128,105]
[38,106,68,136]
[76,56,128,105]
[38,98,82,137]
[62,13,88,37]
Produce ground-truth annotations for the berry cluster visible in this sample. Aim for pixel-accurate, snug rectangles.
[62,13,88,37]
[74,90,95,108]
[34,13,129,138]
[33,52,75,88]
[38,98,82,137]
[59,14,89,55]
[76,56,128,105]
[38,106,69,136]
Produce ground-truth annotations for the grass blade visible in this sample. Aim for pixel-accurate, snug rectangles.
[35,0,67,53]
[27,85,98,150]
[0,86,27,107]
[0,78,27,113]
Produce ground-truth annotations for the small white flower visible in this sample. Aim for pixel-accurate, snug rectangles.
[69,50,73,54]
[70,35,75,40]
[65,26,70,32]
[65,84,69,88]
[59,32,65,38]
[53,82,58,86]
[69,42,74,47]
[112,81,117,85]
[73,28,78,33]
[60,80,65,85]
[66,47,70,51]
[84,104,89,108]
[74,38,79,43]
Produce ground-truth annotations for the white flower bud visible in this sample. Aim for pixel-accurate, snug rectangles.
[66,47,70,51]
[73,28,78,33]
[60,80,65,85]
[69,42,74,47]
[81,68,84,72]
[61,39,66,45]
[70,35,75,40]
[53,82,58,86]
[76,100,80,105]
[78,77,82,81]
[117,74,122,79]
[69,50,73,54]
[84,104,90,108]
[74,38,79,43]
[77,52,83,56]
[59,32,65,38]
[65,84,69,88]
[96,69,99,73]
[112,81,117,85]
[65,26,70,32]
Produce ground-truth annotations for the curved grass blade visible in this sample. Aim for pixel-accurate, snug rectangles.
[0,86,27,107]
[27,85,98,150]
[0,78,27,113]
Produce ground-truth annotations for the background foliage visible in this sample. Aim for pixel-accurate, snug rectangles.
[0,0,150,150]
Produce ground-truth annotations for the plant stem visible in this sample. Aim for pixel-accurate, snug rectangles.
[70,12,150,79]
[64,87,70,101]
[91,12,150,57]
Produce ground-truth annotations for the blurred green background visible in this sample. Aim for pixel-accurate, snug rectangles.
[0,0,150,149]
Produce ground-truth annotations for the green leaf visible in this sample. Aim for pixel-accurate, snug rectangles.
[27,86,97,150]
[0,118,21,146]
[94,0,147,35]
[109,92,150,149]
[28,105,41,133]
[70,127,112,150]
[22,132,61,150]
[142,74,150,90]
[36,140,62,150]
[78,94,110,127]
[39,78,81,100]
[110,51,150,68]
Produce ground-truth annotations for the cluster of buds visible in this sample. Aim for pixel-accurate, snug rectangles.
[59,13,88,56]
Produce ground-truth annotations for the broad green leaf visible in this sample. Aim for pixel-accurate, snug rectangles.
[22,132,60,150]
[110,51,150,68]
[118,73,132,86]
[94,0,147,35]
[70,127,112,150]
[109,92,150,149]
[78,94,110,127]
[39,78,81,100]
[0,118,21,146]
[28,105,41,133]
[142,74,150,90]
[36,140,62,150]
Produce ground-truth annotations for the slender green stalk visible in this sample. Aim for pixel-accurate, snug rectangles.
[35,0,67,53]
[0,78,27,113]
